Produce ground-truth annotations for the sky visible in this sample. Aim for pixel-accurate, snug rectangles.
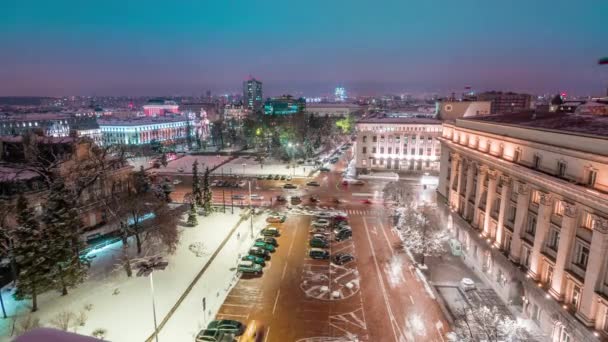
[1,0,607,97]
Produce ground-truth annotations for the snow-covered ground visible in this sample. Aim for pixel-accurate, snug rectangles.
[215,156,314,178]
[1,208,269,342]
[156,155,232,174]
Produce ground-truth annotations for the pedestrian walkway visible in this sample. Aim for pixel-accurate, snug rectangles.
[343,209,385,216]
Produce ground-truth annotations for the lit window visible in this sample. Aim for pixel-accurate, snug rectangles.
[526,214,537,235]
[553,201,564,216]
[531,190,541,204]
[573,241,590,269]
[547,228,560,250]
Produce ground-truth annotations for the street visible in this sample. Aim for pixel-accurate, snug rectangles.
[211,152,450,341]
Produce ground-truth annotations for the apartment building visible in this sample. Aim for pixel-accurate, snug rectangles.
[438,111,608,342]
[354,116,442,173]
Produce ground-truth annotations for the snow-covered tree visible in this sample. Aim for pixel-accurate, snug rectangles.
[396,204,447,266]
[155,177,173,202]
[202,167,213,215]
[450,305,530,342]
[187,202,198,226]
[13,196,53,312]
[43,178,89,295]
[192,160,203,207]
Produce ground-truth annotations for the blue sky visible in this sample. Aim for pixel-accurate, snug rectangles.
[1,0,607,96]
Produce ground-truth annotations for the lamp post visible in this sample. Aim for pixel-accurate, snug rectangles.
[136,256,169,342]
[248,180,254,238]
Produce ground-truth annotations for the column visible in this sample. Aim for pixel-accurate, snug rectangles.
[550,202,578,300]
[528,193,553,280]
[448,153,460,209]
[576,216,608,326]
[483,170,498,236]
[473,165,489,229]
[509,181,530,263]
[494,175,512,248]
[463,162,476,221]
[456,159,467,213]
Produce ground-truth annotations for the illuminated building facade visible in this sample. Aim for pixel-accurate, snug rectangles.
[354,117,442,173]
[439,112,608,341]
[264,95,305,115]
[99,116,195,145]
[335,86,347,102]
[143,98,180,116]
[243,78,263,111]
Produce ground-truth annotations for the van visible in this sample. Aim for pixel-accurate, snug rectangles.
[240,320,263,342]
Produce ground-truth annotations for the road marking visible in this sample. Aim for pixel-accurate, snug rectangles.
[263,326,271,342]
[435,321,445,342]
[352,192,373,197]
[409,295,415,304]
[272,289,281,315]
[377,221,395,256]
[362,218,405,342]
[222,303,250,308]
[216,313,248,318]
[281,263,288,280]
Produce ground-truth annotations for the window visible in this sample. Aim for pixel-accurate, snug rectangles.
[526,214,537,235]
[435,148,440,156]
[533,154,541,169]
[553,201,564,216]
[547,228,560,250]
[372,147,377,153]
[559,326,572,342]
[411,148,415,155]
[379,159,384,165]
[582,212,594,229]
[419,148,423,155]
[507,205,517,222]
[362,147,367,154]
[588,169,597,187]
[545,264,554,284]
[388,147,392,154]
[522,247,531,268]
[504,234,512,252]
[571,284,581,308]
[557,160,567,177]
[362,159,367,166]
[395,148,399,154]
[573,242,590,269]
[380,147,384,154]
[531,190,541,204]
[372,158,376,165]
[427,148,432,156]
[362,136,367,143]
[372,136,377,143]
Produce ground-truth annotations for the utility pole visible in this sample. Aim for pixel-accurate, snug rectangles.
[249,180,254,238]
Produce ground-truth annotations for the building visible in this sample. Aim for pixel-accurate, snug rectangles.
[436,100,491,120]
[477,91,532,114]
[99,116,195,145]
[0,113,97,137]
[354,116,442,173]
[305,103,363,117]
[438,111,608,342]
[142,98,179,116]
[335,86,347,102]
[264,95,306,115]
[243,78,263,111]
[222,104,248,121]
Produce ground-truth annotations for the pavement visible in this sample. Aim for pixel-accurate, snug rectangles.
[210,149,450,342]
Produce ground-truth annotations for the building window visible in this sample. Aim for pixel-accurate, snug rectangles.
[362,136,367,143]
[372,136,377,143]
[526,215,537,235]
[507,205,517,222]
[427,148,432,156]
[379,159,384,165]
[411,148,415,155]
[571,284,581,309]
[573,241,590,269]
[557,160,567,177]
[362,159,367,166]
[395,148,399,154]
[362,147,367,154]
[522,247,531,268]
[547,228,560,251]
[582,212,594,230]
[531,190,541,204]
[553,201,564,216]
[533,154,541,169]
[372,159,376,165]
[419,148,423,155]
[588,169,597,187]
[380,147,384,154]
[372,147,377,153]
[388,147,392,154]
[435,148,440,156]
[559,326,571,342]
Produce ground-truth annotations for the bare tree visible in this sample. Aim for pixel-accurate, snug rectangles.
[396,203,448,267]
[450,305,529,342]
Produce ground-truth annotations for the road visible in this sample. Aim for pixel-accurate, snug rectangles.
[195,149,450,341]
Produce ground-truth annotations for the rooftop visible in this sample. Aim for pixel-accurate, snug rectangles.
[463,111,608,138]
[357,115,441,125]
[98,116,189,126]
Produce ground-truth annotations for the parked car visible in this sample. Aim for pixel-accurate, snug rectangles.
[352,180,365,185]
[241,255,266,267]
[309,237,329,248]
[333,215,348,221]
[362,199,372,204]
[290,196,301,204]
[254,241,275,252]
[256,175,265,180]
[286,176,292,181]
[334,225,351,235]
[310,196,320,203]
[311,233,329,241]
[335,229,352,241]
[315,212,332,219]
[274,174,280,180]
[232,194,245,200]
[309,248,330,259]
[172,179,182,185]
[266,174,273,180]
[310,227,327,234]
[280,175,286,180]
[250,194,264,200]
[266,215,286,223]
[248,247,270,260]
[306,181,320,186]
[206,320,245,335]
[260,227,280,237]
[211,180,219,186]
[256,237,278,247]
[177,167,185,172]
[332,253,354,265]
[283,183,297,189]
[319,167,330,172]
[311,219,331,228]
[276,195,286,202]
[195,329,234,342]
[238,180,246,187]
[237,261,263,275]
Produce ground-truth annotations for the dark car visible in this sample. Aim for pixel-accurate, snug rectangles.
[280,175,286,180]
[266,174,273,180]
[309,237,329,248]
[283,183,297,189]
[291,196,302,204]
[241,254,266,267]
[256,237,278,246]
[274,174,281,180]
[319,167,330,172]
[309,248,330,259]
[249,247,270,260]
[306,181,320,186]
[310,196,319,203]
[206,320,245,335]
[260,227,280,237]
[276,195,286,202]
[335,229,352,241]
[332,253,354,265]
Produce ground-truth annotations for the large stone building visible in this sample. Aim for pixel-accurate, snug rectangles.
[477,91,532,114]
[354,116,442,173]
[264,95,306,115]
[305,103,363,117]
[142,98,179,116]
[99,116,196,146]
[438,111,608,342]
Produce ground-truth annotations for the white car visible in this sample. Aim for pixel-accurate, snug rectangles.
[315,212,333,219]
[310,227,327,234]
[238,180,246,187]
[311,219,331,228]
[250,194,264,200]
[172,179,182,185]
[177,167,184,172]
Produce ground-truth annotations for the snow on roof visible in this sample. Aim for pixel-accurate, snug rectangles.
[14,328,104,342]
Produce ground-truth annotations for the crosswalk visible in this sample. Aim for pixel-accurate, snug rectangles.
[344,209,384,216]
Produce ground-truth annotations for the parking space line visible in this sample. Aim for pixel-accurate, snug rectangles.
[216,313,248,319]
[222,303,251,308]
[263,326,271,342]
[409,295,415,304]
[281,262,288,280]
[272,289,281,316]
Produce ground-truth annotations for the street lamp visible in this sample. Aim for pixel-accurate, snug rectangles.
[248,180,254,238]
[136,256,169,342]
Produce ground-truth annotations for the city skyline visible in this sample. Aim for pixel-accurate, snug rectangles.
[1,0,607,97]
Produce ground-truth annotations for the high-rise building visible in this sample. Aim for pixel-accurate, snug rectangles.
[243,77,263,111]
[335,86,347,102]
